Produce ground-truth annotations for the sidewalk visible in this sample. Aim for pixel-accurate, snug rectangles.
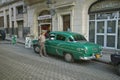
[6,37,25,45]
[5,37,118,64]
[95,52,111,64]
[94,49,120,65]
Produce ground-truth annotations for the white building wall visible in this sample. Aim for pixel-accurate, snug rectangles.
[26,0,97,39]
[50,0,96,39]
[27,2,50,38]
[0,0,28,38]
[8,7,12,28]
[73,0,96,39]
[27,7,34,34]
[53,0,76,31]
[3,10,7,28]
[0,0,24,28]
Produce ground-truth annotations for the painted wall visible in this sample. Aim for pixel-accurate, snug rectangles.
[52,0,97,39]
[27,0,97,39]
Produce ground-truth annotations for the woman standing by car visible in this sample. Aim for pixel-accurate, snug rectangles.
[38,31,47,57]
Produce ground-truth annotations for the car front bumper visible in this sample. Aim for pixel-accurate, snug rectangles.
[80,54,102,60]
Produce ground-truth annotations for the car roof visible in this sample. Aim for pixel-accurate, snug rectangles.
[50,31,82,37]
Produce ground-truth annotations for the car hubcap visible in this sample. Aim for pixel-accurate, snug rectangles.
[65,54,72,62]
[35,47,39,52]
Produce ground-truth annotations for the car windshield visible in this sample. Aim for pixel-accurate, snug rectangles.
[72,34,87,41]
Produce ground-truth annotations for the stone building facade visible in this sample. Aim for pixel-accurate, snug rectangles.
[25,0,120,50]
[0,0,29,39]
[0,0,120,50]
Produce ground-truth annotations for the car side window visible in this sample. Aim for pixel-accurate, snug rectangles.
[73,35,87,41]
[56,34,66,41]
[68,37,74,42]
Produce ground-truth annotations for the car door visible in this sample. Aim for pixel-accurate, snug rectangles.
[45,34,66,56]
[45,33,57,55]
[55,34,66,56]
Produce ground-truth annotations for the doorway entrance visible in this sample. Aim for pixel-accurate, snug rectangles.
[88,0,120,49]
[96,20,117,49]
[89,11,119,49]
[17,21,23,39]
[38,10,52,36]
[38,23,51,35]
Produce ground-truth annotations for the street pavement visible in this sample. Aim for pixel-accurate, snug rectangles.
[5,37,117,65]
[0,41,120,80]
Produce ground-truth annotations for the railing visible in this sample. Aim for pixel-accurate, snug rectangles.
[16,14,24,20]
[11,13,24,21]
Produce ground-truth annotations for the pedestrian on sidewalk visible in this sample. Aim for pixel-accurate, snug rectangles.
[38,31,47,57]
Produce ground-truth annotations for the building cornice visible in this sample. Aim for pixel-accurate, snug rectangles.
[24,0,45,6]
[0,0,22,8]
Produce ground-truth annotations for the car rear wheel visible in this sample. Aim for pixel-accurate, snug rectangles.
[64,53,74,63]
[33,46,40,53]
[118,64,120,76]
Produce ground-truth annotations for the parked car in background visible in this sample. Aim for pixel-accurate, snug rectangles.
[0,29,6,40]
[32,31,102,62]
[111,53,120,75]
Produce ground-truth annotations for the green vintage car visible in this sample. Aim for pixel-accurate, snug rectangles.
[32,31,102,62]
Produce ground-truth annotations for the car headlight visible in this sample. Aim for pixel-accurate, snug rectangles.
[83,48,88,53]
[77,48,87,53]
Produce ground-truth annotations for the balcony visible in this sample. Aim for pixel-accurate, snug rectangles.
[16,14,24,20]
[11,13,24,21]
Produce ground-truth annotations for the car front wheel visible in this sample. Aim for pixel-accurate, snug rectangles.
[33,45,40,53]
[64,53,74,63]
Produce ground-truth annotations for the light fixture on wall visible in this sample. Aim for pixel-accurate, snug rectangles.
[46,0,56,16]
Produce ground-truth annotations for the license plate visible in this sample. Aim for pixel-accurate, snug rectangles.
[95,54,100,58]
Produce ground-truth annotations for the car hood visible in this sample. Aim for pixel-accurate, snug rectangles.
[75,41,99,47]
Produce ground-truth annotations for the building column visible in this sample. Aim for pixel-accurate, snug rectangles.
[9,8,12,36]
[13,6,18,35]
[3,10,7,29]
[0,11,4,28]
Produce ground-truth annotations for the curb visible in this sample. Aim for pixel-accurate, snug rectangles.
[93,59,112,65]
[5,39,25,45]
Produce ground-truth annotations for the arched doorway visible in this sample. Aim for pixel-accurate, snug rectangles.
[38,10,52,36]
[88,0,120,49]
